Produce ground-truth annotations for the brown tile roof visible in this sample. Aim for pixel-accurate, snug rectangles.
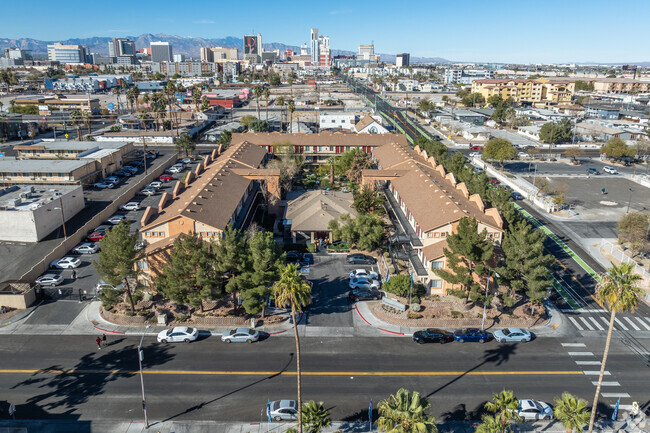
[372,142,502,232]
[284,190,357,232]
[141,141,266,232]
[422,240,447,262]
[231,131,408,147]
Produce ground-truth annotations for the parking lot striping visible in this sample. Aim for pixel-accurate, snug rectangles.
[589,317,605,331]
[623,317,641,331]
[601,393,631,398]
[593,381,620,386]
[575,361,601,365]
[568,352,594,356]
[561,343,586,347]
[0,369,585,377]
[614,317,629,331]
[568,317,584,331]
[584,371,610,375]
[579,317,595,331]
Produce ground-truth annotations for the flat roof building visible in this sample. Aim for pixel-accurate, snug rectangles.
[150,41,173,63]
[0,157,99,186]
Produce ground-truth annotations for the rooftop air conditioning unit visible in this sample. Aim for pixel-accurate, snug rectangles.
[6,197,21,206]
[20,192,32,199]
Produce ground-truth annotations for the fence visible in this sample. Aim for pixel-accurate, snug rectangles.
[19,152,178,284]
[599,240,650,286]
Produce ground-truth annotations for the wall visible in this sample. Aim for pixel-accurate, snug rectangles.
[0,287,36,309]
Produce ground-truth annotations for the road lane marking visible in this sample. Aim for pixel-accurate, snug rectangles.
[580,317,594,330]
[561,343,586,347]
[593,381,620,386]
[601,393,630,398]
[610,405,636,410]
[568,352,594,356]
[584,371,610,375]
[0,369,586,377]
[589,317,605,331]
[623,317,641,331]
[614,317,629,331]
[600,317,614,329]
[569,317,583,330]
[575,361,601,365]
[637,317,650,331]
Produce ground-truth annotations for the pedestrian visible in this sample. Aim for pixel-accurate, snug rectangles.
[72,270,77,281]
[102,334,107,347]
[96,336,102,350]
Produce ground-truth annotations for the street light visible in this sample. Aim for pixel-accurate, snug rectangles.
[627,188,633,214]
[51,196,68,238]
[138,324,152,428]
[481,270,500,331]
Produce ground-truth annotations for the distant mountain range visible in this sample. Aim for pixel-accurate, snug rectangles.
[0,33,450,64]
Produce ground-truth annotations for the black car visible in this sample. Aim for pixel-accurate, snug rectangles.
[346,254,375,265]
[413,328,454,344]
[348,288,382,302]
[286,251,302,263]
[511,192,524,200]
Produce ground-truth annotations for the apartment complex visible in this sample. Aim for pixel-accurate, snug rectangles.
[200,47,239,62]
[152,61,216,77]
[445,69,494,85]
[309,28,331,67]
[395,53,410,68]
[365,142,504,293]
[589,78,650,94]
[46,43,90,64]
[471,78,574,106]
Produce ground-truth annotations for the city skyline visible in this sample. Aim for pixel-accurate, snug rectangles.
[1,0,649,64]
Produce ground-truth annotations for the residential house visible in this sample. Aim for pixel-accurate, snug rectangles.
[354,115,389,134]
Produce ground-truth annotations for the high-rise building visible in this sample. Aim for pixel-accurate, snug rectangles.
[243,34,262,63]
[396,53,410,68]
[300,44,308,56]
[4,48,32,60]
[310,28,319,65]
[109,38,136,58]
[356,45,380,64]
[173,54,185,62]
[201,47,239,62]
[47,43,90,64]
[150,41,173,63]
[318,35,330,67]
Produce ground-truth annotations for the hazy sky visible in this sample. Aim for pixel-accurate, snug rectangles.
[2,0,649,63]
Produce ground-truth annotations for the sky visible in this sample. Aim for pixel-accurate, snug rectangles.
[1,0,649,64]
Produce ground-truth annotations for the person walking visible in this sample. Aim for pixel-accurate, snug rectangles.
[102,334,107,347]
[95,336,102,350]
[72,270,77,281]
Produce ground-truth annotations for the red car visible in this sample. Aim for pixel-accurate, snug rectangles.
[159,174,173,182]
[87,232,105,242]
[490,177,500,184]
[469,145,483,150]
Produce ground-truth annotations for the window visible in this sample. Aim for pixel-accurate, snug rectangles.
[427,232,433,238]
[431,280,442,288]
[488,233,493,238]
[434,232,440,238]
[200,232,205,237]
[494,233,500,238]
[158,232,164,237]
[206,232,212,237]
[441,232,446,237]
[431,261,443,269]
[145,232,151,237]
[137,261,149,270]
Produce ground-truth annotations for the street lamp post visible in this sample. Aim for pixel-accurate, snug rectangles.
[138,324,151,428]
[627,188,633,214]
[53,196,68,238]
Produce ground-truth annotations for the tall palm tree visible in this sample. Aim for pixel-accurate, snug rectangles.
[253,86,262,121]
[474,414,505,433]
[113,86,122,115]
[263,87,271,122]
[377,388,438,433]
[276,96,285,132]
[69,110,82,139]
[141,93,150,111]
[138,112,150,133]
[288,101,295,133]
[164,81,177,137]
[288,77,293,98]
[80,110,92,138]
[192,86,203,136]
[301,401,331,433]
[272,264,312,433]
[484,390,520,433]
[555,392,590,433]
[587,262,643,432]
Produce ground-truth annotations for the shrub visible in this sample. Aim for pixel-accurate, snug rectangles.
[447,289,466,300]
[450,310,464,319]
[502,294,517,308]
[410,303,421,312]
[176,313,187,322]
[98,288,121,310]
[407,311,422,319]
[306,242,316,253]
[383,274,411,297]
[109,125,122,132]
[410,295,420,305]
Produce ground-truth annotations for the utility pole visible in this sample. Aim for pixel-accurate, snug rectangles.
[138,325,151,428]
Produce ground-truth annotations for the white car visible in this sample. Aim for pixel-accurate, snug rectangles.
[106,215,127,225]
[50,256,81,269]
[168,165,183,174]
[221,327,260,343]
[72,242,100,254]
[96,280,124,292]
[120,202,141,211]
[103,176,120,184]
[148,181,163,190]
[603,166,618,175]
[469,152,482,158]
[349,277,381,290]
[267,400,298,421]
[518,152,531,159]
[36,273,64,287]
[517,399,553,421]
[157,326,199,343]
[138,188,156,196]
[349,269,379,280]
[93,181,115,189]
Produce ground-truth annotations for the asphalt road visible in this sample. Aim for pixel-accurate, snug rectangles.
[0,334,646,422]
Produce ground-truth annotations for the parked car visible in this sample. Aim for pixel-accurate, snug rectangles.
[93,181,115,189]
[157,326,199,343]
[518,152,530,159]
[285,251,302,263]
[267,400,298,421]
[106,215,127,225]
[586,168,601,175]
[511,192,524,200]
[517,399,553,421]
[473,167,484,174]
[122,166,138,174]
[138,188,156,196]
[36,273,64,287]
[72,242,100,254]
[469,152,481,158]
[113,169,133,177]
[349,277,381,290]
[120,202,141,211]
[603,166,618,175]
[148,181,163,190]
[349,269,379,280]
[453,328,491,343]
[168,166,183,174]
[469,145,483,150]
[346,253,375,265]
[49,256,81,269]
[348,287,382,301]
[96,280,124,293]
[412,328,454,344]
[87,231,105,242]
[490,177,500,184]
[432,135,442,141]
[159,174,173,182]
[221,327,260,343]
[103,176,120,184]
[181,158,193,164]
[493,327,532,343]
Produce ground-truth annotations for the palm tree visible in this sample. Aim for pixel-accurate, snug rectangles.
[192,86,203,136]
[175,133,195,158]
[272,264,312,433]
[587,262,643,432]
[288,101,296,133]
[253,86,262,121]
[377,388,438,433]
[484,390,520,433]
[69,110,82,139]
[141,93,150,111]
[81,110,92,138]
[474,414,505,433]
[288,77,293,98]
[555,392,590,433]
[263,87,271,122]
[138,112,150,133]
[113,86,122,115]
[301,401,331,433]
[276,96,285,131]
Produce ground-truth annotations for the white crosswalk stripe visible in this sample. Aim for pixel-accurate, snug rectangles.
[601,393,630,398]
[576,361,601,365]
[561,343,586,347]
[568,352,594,356]
[636,317,650,331]
[588,317,605,330]
[600,316,612,329]
[614,317,629,331]
[569,317,583,331]
[624,317,640,331]
[580,317,594,330]
[593,381,620,386]
[584,371,610,375]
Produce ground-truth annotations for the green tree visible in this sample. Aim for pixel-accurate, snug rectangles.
[554,392,590,433]
[253,85,262,120]
[239,231,285,316]
[301,401,332,433]
[436,217,494,302]
[93,220,141,313]
[539,118,573,144]
[155,232,222,311]
[272,264,312,433]
[382,274,411,297]
[175,133,195,157]
[588,262,643,432]
[217,129,232,148]
[488,96,514,125]
[240,114,258,130]
[455,88,470,99]
[328,213,384,251]
[617,212,650,256]
[213,225,249,311]
[69,110,83,139]
[263,87,271,122]
[201,96,210,111]
[484,390,520,433]
[288,100,296,132]
[461,93,485,107]
[269,75,282,86]
[482,138,517,170]
[353,185,385,215]
[602,137,635,159]
[574,80,594,91]
[377,388,438,433]
[497,220,553,303]
[276,96,285,131]
[414,136,448,161]
[564,147,583,162]
[334,148,371,184]
[417,99,432,115]
[248,119,270,132]
[475,414,507,433]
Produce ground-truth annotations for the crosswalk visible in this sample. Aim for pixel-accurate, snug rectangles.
[567,314,650,333]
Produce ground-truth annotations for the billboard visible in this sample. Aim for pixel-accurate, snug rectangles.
[244,35,259,55]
